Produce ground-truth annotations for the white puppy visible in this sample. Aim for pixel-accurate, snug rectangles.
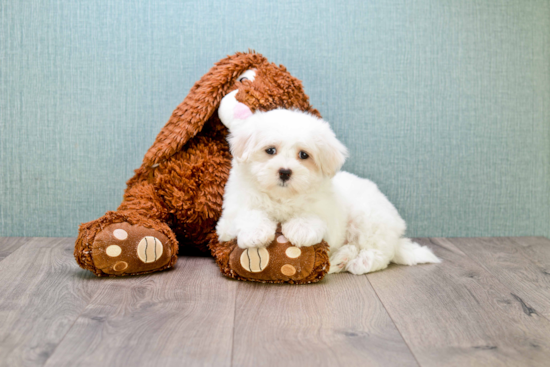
[216,106,440,274]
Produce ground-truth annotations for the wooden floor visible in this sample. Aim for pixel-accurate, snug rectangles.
[1,237,550,367]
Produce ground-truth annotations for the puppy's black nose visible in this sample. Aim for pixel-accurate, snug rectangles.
[278,168,292,182]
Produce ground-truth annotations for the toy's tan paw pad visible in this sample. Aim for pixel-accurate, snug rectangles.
[137,236,163,263]
[106,245,122,257]
[113,229,128,240]
[113,261,128,271]
[240,247,270,272]
[285,246,301,258]
[281,264,296,276]
[92,223,172,275]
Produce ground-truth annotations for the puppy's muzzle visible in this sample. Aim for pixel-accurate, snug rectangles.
[278,168,292,183]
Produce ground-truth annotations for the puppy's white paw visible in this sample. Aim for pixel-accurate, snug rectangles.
[237,225,276,249]
[282,217,326,247]
[216,219,234,242]
[346,251,372,275]
[346,249,389,275]
[329,245,359,274]
[217,232,233,243]
[234,210,277,249]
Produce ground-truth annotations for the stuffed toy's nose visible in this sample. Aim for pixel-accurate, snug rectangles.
[233,102,252,120]
[219,90,252,130]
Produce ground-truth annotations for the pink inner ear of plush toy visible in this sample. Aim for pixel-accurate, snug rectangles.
[234,103,252,120]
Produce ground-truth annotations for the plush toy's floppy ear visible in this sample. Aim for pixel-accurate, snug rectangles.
[143,52,268,167]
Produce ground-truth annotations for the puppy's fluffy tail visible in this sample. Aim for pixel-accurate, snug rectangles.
[392,238,441,265]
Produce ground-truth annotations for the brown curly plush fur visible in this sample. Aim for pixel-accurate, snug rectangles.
[75,51,328,281]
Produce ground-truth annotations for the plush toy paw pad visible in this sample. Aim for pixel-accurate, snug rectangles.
[285,246,301,258]
[113,261,128,271]
[91,222,172,275]
[240,247,270,272]
[113,229,128,240]
[105,245,122,257]
[280,264,296,276]
[136,236,163,263]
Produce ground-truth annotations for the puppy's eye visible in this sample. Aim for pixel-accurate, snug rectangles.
[298,151,309,159]
[265,147,277,155]
[238,77,248,82]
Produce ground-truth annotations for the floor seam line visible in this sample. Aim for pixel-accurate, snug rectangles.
[229,282,238,367]
[365,272,423,367]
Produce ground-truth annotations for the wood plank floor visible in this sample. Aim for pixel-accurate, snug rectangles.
[0,237,549,367]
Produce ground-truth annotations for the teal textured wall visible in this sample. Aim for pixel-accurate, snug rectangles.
[1,0,549,238]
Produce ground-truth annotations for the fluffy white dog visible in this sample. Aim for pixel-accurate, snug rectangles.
[216,101,439,274]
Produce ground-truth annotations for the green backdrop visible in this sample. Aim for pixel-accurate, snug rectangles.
[1,0,549,238]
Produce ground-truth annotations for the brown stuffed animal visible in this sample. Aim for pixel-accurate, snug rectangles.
[74,51,330,283]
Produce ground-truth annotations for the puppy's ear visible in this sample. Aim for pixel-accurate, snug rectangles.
[228,126,257,163]
[316,124,348,177]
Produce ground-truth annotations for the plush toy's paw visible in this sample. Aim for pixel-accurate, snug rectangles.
[75,217,178,276]
[237,225,276,249]
[281,217,326,247]
[213,226,330,284]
